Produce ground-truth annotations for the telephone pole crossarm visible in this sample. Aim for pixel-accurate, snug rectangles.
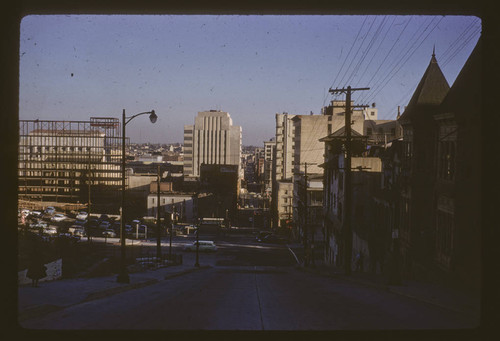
[329,87,370,94]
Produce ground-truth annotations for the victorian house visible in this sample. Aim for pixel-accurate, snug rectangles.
[431,38,481,291]
[397,48,450,280]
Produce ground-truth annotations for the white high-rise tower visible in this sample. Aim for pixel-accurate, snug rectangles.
[183,110,242,178]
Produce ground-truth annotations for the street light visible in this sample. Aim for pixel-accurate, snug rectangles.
[117,109,157,284]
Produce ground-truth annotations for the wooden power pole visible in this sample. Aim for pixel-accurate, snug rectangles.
[329,86,369,275]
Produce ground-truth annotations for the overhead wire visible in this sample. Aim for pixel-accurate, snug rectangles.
[329,15,369,89]
[357,16,435,105]
[362,16,444,106]
[338,16,377,87]
[323,15,370,108]
[384,18,480,119]
[440,19,478,62]
[354,15,414,105]
[345,16,389,87]
[355,16,396,88]
[441,26,481,67]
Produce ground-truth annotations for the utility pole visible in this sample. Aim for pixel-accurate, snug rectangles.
[156,164,161,262]
[304,162,309,267]
[169,199,174,258]
[87,148,92,243]
[329,86,369,275]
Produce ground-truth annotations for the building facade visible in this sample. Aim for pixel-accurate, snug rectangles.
[263,138,276,193]
[18,118,123,210]
[183,110,242,179]
[397,49,451,281]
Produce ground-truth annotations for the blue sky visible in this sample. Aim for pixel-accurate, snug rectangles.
[19,15,481,145]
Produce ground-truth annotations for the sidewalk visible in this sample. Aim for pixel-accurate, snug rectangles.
[295,261,481,320]
[18,262,210,323]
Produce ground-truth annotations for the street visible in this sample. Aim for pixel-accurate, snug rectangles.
[19,231,477,330]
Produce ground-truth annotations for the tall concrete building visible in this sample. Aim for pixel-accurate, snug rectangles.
[263,138,276,193]
[18,118,122,209]
[274,113,296,181]
[183,110,242,178]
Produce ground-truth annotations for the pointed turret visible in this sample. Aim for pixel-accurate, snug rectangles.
[399,50,450,124]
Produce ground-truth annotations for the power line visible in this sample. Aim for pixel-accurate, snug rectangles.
[355,16,396,87]
[358,16,436,104]
[328,16,369,92]
[441,26,481,68]
[384,18,480,119]
[362,16,444,106]
[360,16,414,96]
[346,16,389,87]
[338,16,377,87]
[440,20,476,61]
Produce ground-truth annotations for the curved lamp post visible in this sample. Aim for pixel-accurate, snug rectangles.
[117,109,157,283]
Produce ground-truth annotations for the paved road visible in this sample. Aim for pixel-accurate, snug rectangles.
[20,233,476,330]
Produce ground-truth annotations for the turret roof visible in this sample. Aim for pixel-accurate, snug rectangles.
[399,51,450,124]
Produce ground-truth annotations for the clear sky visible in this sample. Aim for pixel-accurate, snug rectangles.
[19,15,481,145]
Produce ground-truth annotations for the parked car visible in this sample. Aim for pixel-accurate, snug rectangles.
[42,226,58,235]
[30,211,42,218]
[51,214,67,222]
[44,206,56,215]
[76,211,88,220]
[29,221,48,230]
[75,219,86,226]
[68,225,82,235]
[102,229,117,238]
[183,240,217,252]
[73,228,86,238]
[99,221,111,229]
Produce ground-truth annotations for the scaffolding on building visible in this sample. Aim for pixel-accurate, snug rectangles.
[18,118,128,210]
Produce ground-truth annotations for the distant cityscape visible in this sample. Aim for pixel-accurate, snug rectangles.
[18,37,481,305]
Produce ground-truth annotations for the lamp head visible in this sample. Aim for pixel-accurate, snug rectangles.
[149,110,157,124]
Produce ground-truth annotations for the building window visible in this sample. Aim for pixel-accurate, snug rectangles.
[371,111,375,116]
[438,141,456,181]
